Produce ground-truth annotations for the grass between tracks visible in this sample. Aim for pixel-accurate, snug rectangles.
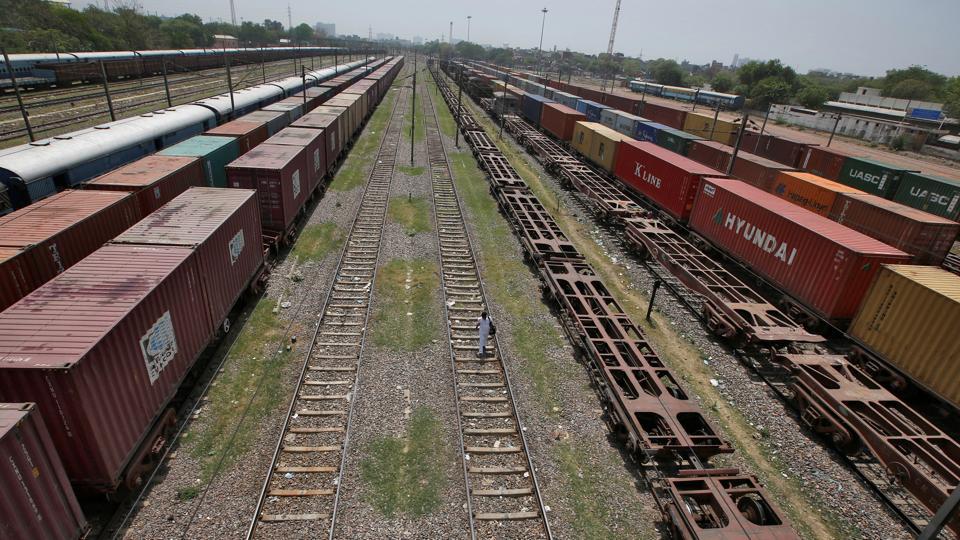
[454,82,842,539]
[185,299,292,481]
[371,258,442,351]
[360,407,447,517]
[387,196,432,235]
[398,165,425,176]
[290,222,345,262]
[329,84,400,192]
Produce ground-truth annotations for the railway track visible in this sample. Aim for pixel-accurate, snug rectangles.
[246,84,407,539]
[424,77,552,539]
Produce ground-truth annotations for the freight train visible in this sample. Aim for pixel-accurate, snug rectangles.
[0,56,403,539]
[442,58,960,537]
[0,46,347,89]
[430,59,802,540]
[627,80,746,110]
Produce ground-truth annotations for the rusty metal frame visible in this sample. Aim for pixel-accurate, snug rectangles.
[476,152,527,191]
[663,469,797,539]
[494,189,583,262]
[779,353,960,536]
[539,258,732,460]
[464,129,498,155]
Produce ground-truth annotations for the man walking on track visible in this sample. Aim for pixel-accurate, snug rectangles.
[476,311,493,357]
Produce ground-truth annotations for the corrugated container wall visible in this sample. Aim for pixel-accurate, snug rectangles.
[204,120,269,155]
[158,135,240,188]
[521,94,553,127]
[770,171,864,216]
[226,144,308,234]
[639,101,687,129]
[0,245,213,490]
[84,155,205,216]
[239,110,289,136]
[0,403,87,540]
[848,265,960,409]
[571,121,598,159]
[112,187,264,329]
[588,124,629,173]
[688,178,911,321]
[540,103,585,142]
[801,145,854,181]
[829,192,959,264]
[265,127,327,194]
[836,157,917,198]
[893,172,960,221]
[292,112,342,174]
[0,190,141,312]
[656,126,702,156]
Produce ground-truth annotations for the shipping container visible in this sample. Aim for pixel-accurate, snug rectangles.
[635,120,667,144]
[836,156,917,198]
[687,139,731,171]
[158,135,240,188]
[226,144,308,234]
[756,135,814,169]
[801,145,855,181]
[689,178,911,321]
[263,98,306,124]
[291,112,342,172]
[829,192,959,264]
[598,93,644,116]
[552,90,580,110]
[204,119,269,155]
[112,187,264,328]
[240,110,288,136]
[613,111,647,139]
[688,141,797,191]
[0,190,141,312]
[656,125,702,156]
[848,265,960,409]
[614,140,726,221]
[0,403,87,540]
[521,94,554,126]
[639,101,687,129]
[769,171,864,216]
[573,122,628,173]
[264,127,327,194]
[0,244,214,490]
[540,103,586,142]
[893,172,960,221]
[575,99,610,123]
[571,121,599,160]
[84,155,205,216]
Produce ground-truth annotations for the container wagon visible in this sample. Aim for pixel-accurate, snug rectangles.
[83,155,205,216]
[158,135,240,188]
[226,144,309,239]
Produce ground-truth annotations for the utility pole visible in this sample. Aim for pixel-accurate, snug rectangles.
[260,48,266,83]
[224,49,235,117]
[726,110,750,176]
[2,48,35,142]
[99,61,116,122]
[537,7,548,76]
[287,4,292,31]
[449,21,453,44]
[827,113,842,147]
[709,102,720,140]
[411,54,417,166]
[301,66,307,106]
[160,55,172,107]
[455,63,464,148]
[755,103,772,153]
[467,15,472,42]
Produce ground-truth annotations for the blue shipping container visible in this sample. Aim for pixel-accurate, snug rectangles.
[575,99,610,123]
[635,121,668,143]
[521,94,554,127]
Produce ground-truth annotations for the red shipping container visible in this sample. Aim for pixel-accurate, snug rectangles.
[802,145,856,181]
[639,101,687,129]
[733,152,796,191]
[0,244,213,490]
[112,187,264,329]
[687,140,731,171]
[599,93,643,116]
[758,135,813,168]
[689,178,911,321]
[265,127,327,194]
[0,190,141,311]
[292,112,343,172]
[226,144,308,234]
[0,403,87,539]
[205,120,269,155]
[829,192,959,265]
[614,140,726,221]
[0,247,36,314]
[84,155,205,216]
[541,103,586,142]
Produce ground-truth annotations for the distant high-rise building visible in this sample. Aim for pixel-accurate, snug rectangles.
[731,53,739,68]
[314,22,336,37]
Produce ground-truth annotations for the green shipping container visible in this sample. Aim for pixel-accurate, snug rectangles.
[836,157,916,198]
[893,172,960,221]
[655,126,702,156]
[159,135,240,188]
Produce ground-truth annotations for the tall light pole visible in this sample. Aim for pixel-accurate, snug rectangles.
[537,7,548,76]
[467,15,472,42]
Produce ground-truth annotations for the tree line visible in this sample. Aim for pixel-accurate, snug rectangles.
[0,0,321,52]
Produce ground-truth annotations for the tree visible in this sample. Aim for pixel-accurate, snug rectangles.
[649,59,684,85]
[943,77,960,117]
[795,84,830,109]
[454,40,484,60]
[711,72,735,93]
[888,79,934,100]
[238,21,270,45]
[749,77,792,108]
[291,23,313,43]
[882,65,946,98]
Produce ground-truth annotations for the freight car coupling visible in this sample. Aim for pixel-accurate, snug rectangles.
[429,60,800,539]
[444,58,960,537]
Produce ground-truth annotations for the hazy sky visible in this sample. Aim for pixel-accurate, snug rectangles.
[75,0,960,76]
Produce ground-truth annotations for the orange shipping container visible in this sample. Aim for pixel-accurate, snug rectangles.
[770,171,864,216]
[849,265,960,409]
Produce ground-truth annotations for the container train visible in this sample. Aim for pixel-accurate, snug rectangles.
[627,80,746,110]
[441,59,960,537]
[0,56,403,537]
[0,46,347,89]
